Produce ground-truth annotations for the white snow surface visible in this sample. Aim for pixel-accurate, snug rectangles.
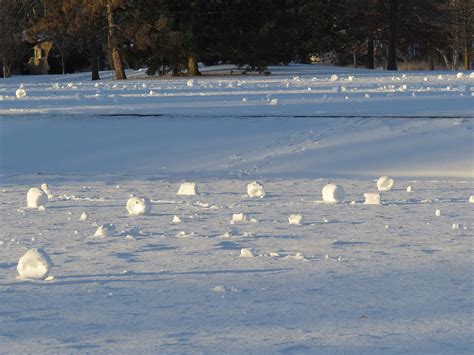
[0,64,473,353]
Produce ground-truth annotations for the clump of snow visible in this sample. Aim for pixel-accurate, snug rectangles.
[456,72,464,79]
[247,181,265,198]
[172,215,182,223]
[407,186,413,192]
[288,214,302,225]
[284,252,305,261]
[17,248,52,280]
[126,197,152,216]
[364,192,381,205]
[470,72,474,78]
[79,212,89,221]
[231,213,257,224]
[38,205,46,211]
[452,223,462,230]
[330,74,338,81]
[435,209,442,217]
[187,79,195,87]
[239,248,255,258]
[16,85,27,98]
[212,285,226,292]
[377,176,395,191]
[41,183,54,199]
[27,187,48,208]
[469,196,474,203]
[177,182,198,196]
[269,98,279,105]
[322,184,345,203]
[93,224,116,238]
[347,76,355,82]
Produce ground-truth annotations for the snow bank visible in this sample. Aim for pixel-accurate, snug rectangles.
[126,197,152,216]
[288,214,302,225]
[364,192,381,205]
[377,176,395,191]
[177,182,198,196]
[247,181,265,198]
[26,187,48,208]
[17,248,52,280]
[322,184,345,203]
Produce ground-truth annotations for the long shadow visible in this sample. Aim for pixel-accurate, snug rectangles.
[0,268,290,287]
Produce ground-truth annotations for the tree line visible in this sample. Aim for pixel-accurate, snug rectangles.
[1,0,472,79]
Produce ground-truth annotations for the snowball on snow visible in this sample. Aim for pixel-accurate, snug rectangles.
[269,98,279,105]
[126,197,152,216]
[456,72,464,79]
[435,209,442,217]
[322,184,345,203]
[79,212,89,221]
[364,192,381,205]
[330,74,338,81]
[93,224,116,237]
[239,248,255,258]
[27,187,48,208]
[17,248,52,280]
[406,186,413,192]
[377,176,395,191]
[247,181,265,198]
[172,215,182,223]
[231,213,249,224]
[288,214,303,225]
[187,79,195,87]
[469,195,474,203]
[177,182,198,196]
[16,86,27,98]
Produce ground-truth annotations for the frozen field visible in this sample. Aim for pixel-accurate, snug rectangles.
[0,64,473,353]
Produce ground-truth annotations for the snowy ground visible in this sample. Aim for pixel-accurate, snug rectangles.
[0,64,473,353]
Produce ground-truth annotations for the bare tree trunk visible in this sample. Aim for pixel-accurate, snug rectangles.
[366,38,375,69]
[463,37,470,70]
[61,55,66,75]
[187,53,200,76]
[2,58,12,78]
[353,51,357,68]
[106,0,126,80]
[90,39,100,81]
[387,0,399,70]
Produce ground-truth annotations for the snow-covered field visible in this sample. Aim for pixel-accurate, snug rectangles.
[0,64,473,353]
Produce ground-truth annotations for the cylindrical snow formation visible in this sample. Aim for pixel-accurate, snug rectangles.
[377,176,395,191]
[177,182,198,196]
[126,197,152,216]
[27,187,48,208]
[17,248,52,280]
[322,184,345,203]
[247,181,266,198]
[364,193,381,205]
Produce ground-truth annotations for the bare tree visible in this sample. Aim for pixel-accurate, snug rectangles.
[0,0,39,77]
